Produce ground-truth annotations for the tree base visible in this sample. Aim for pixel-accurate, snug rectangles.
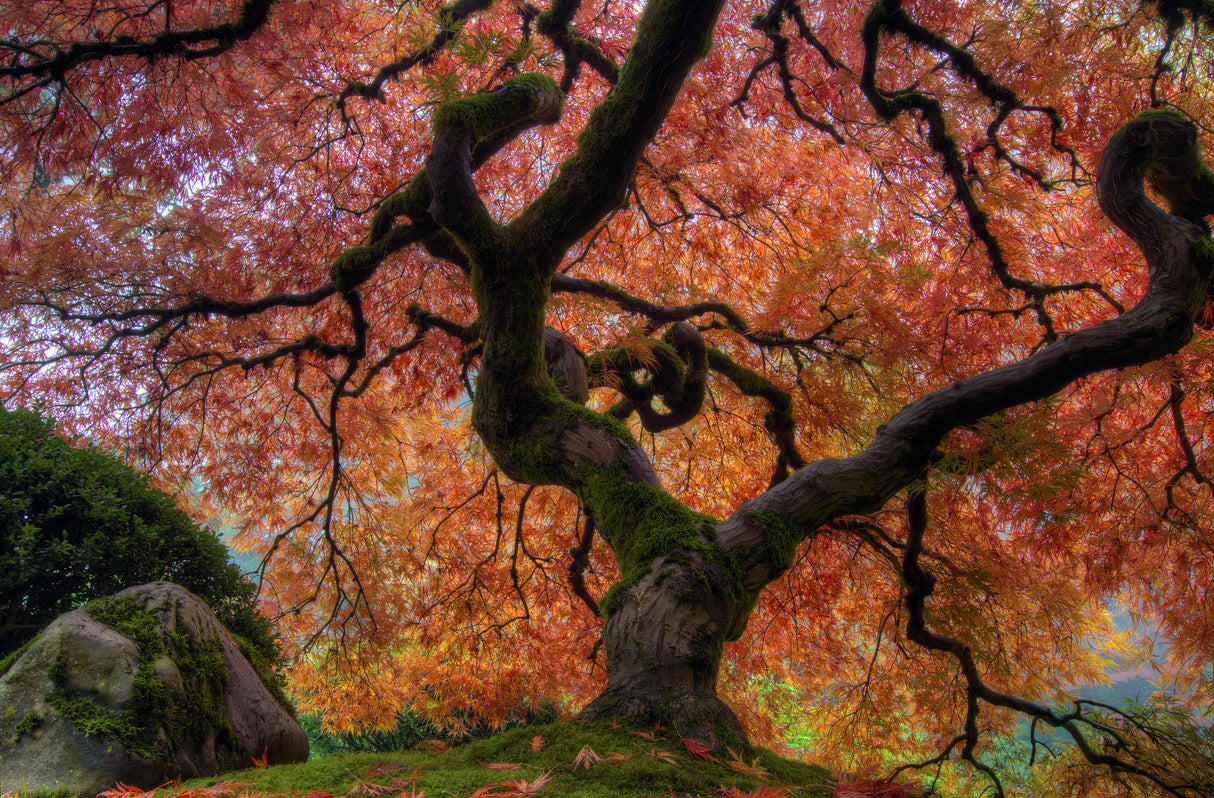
[578,687,749,754]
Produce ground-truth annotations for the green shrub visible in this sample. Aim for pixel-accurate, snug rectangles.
[0,407,278,666]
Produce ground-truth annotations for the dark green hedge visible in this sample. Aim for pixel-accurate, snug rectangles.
[0,408,278,664]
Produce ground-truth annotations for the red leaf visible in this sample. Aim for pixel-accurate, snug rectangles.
[680,736,720,763]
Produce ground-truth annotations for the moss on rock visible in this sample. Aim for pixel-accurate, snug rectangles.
[30,596,239,762]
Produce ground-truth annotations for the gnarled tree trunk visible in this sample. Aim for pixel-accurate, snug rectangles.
[578,551,748,749]
[420,0,1214,756]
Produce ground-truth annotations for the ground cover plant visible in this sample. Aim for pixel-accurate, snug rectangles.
[99,721,844,798]
[4,0,1214,794]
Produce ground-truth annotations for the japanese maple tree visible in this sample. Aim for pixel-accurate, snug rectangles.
[4,0,1214,793]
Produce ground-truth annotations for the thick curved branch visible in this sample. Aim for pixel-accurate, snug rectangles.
[425,73,564,263]
[589,323,707,433]
[510,0,726,260]
[716,111,1214,591]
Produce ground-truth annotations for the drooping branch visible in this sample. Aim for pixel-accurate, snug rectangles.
[717,110,1214,591]
[336,0,492,118]
[568,513,601,617]
[860,0,1097,339]
[744,0,845,143]
[0,0,274,89]
[896,491,1210,796]
[704,346,806,483]
[530,1,621,90]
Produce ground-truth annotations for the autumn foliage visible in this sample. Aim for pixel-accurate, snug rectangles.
[3,0,1214,793]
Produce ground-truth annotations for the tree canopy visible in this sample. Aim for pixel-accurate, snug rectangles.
[3,0,1214,793]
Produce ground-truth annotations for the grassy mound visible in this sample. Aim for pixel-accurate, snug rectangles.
[136,720,836,798]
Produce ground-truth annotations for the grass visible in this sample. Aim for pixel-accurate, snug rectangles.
[120,720,837,798]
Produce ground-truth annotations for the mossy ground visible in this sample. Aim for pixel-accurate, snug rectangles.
[153,721,832,798]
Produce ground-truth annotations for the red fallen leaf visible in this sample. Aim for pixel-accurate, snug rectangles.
[97,783,159,798]
[680,736,720,763]
[1197,297,1214,329]
[722,746,771,778]
[530,734,544,753]
[627,727,659,740]
[251,746,269,768]
[477,760,523,770]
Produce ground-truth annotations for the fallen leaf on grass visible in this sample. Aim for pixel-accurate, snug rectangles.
[477,761,523,770]
[722,746,770,778]
[648,748,682,766]
[347,763,422,796]
[98,783,163,798]
[573,744,603,770]
[627,725,662,741]
[508,770,554,796]
[681,737,720,764]
[464,769,555,798]
[530,735,543,753]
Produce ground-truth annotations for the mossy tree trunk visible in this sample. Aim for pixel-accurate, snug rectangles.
[420,0,1214,752]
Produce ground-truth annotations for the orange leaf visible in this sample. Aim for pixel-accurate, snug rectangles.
[648,748,682,767]
[723,746,771,778]
[572,744,602,770]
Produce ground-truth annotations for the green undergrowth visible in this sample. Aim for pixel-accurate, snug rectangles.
[157,720,834,798]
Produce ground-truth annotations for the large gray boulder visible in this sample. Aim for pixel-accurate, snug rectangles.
[0,582,308,796]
